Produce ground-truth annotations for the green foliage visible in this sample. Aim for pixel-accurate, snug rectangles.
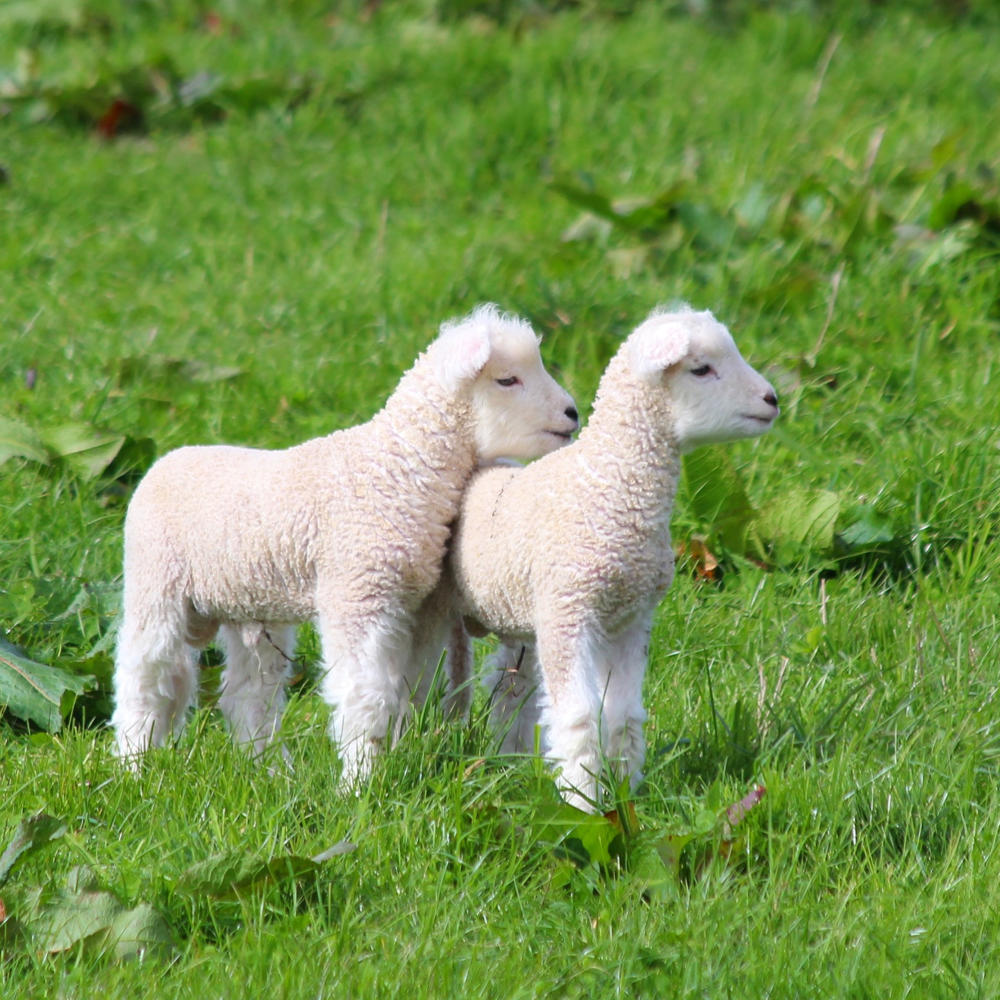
[0,638,96,732]
[0,813,67,886]
[2,0,1000,994]
[0,417,154,482]
[0,811,354,964]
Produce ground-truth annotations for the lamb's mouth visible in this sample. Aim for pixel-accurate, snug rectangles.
[547,429,574,440]
[744,413,778,425]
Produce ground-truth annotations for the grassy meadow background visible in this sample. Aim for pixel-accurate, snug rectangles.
[2,0,1000,994]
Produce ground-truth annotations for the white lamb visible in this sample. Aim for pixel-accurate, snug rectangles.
[444,305,778,810]
[110,305,579,783]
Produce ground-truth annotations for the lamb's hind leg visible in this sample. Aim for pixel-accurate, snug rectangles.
[111,610,201,759]
[217,623,295,758]
[318,609,412,788]
[484,640,542,755]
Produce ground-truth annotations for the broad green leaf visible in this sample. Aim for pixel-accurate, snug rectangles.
[32,890,122,954]
[0,417,51,467]
[41,424,125,480]
[174,841,355,899]
[837,503,896,550]
[549,180,618,222]
[756,488,840,562]
[113,354,244,385]
[528,802,622,866]
[0,636,95,731]
[550,180,688,238]
[654,832,695,880]
[628,840,677,902]
[682,448,759,554]
[612,185,686,235]
[0,813,67,886]
[105,902,175,961]
[27,878,175,961]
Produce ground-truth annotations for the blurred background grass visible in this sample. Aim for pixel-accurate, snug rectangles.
[2,1,1000,994]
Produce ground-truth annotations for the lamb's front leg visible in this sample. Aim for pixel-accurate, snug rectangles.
[601,619,653,791]
[536,623,604,812]
[318,608,412,787]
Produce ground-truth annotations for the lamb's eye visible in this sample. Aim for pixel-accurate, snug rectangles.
[690,364,714,377]
[496,376,520,387]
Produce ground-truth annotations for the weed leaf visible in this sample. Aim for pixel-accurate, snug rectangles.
[41,424,126,480]
[0,813,67,886]
[113,355,245,385]
[175,841,356,899]
[837,503,897,551]
[756,488,840,562]
[25,870,175,961]
[0,637,96,731]
[0,416,152,481]
[682,448,759,554]
[0,417,50,466]
[527,802,623,866]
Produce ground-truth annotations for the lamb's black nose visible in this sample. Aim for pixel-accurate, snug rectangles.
[566,406,579,423]
[764,391,778,408]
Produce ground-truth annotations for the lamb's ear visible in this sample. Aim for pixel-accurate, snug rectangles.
[625,314,691,382]
[429,315,493,392]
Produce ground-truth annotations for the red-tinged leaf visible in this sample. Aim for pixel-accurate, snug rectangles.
[202,11,224,34]
[96,98,143,139]
[677,535,721,580]
[603,800,640,838]
[655,832,695,880]
[725,784,766,832]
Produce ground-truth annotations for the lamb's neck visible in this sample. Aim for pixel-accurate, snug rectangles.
[369,365,478,483]
[577,362,681,519]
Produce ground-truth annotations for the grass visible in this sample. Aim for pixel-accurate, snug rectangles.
[2,0,1000,995]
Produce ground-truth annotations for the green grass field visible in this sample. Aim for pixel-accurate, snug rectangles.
[3,0,1000,995]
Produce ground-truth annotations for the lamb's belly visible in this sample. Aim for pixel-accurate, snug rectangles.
[469,588,534,639]
[193,570,316,626]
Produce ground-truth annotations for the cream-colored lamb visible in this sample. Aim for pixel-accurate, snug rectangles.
[111,305,578,783]
[446,305,778,810]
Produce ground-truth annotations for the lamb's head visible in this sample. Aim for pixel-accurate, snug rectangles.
[429,304,579,462]
[626,305,779,451]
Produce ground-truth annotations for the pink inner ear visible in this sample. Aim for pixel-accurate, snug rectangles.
[628,321,690,378]
[461,329,492,377]
[435,326,492,389]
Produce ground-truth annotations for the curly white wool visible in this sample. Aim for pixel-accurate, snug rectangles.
[110,305,578,783]
[445,305,779,810]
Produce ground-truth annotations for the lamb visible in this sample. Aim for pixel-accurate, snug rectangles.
[110,305,579,784]
[445,305,778,810]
